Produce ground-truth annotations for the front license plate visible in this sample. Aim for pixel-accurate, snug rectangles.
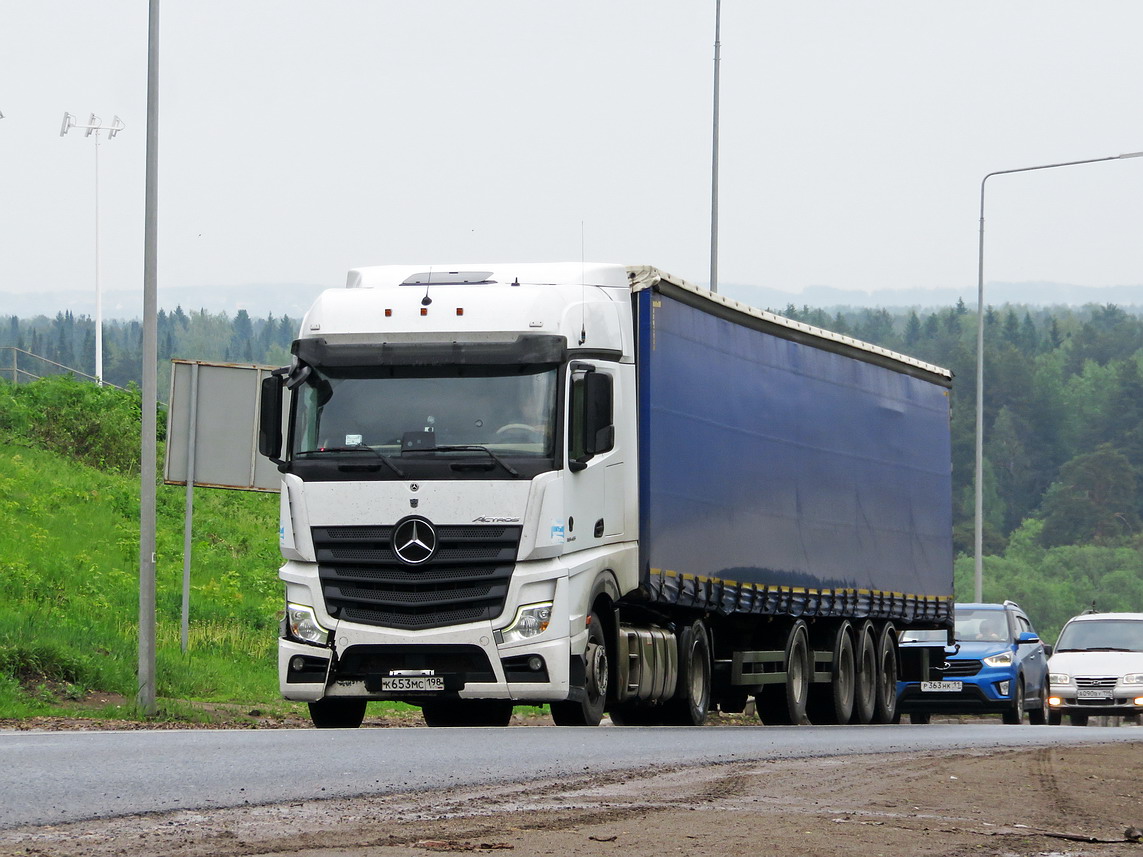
[381,675,445,692]
[921,681,963,692]
[1077,688,1112,699]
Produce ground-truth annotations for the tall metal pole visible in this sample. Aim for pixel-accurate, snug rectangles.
[60,112,123,384]
[709,0,721,295]
[94,134,102,384]
[139,0,161,716]
[974,151,1143,603]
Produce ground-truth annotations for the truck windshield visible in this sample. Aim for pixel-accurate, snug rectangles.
[290,364,558,459]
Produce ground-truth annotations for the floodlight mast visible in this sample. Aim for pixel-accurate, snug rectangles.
[60,112,125,386]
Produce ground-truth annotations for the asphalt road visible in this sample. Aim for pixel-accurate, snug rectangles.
[3,723,1141,829]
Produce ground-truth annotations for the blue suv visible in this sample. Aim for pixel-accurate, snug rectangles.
[896,601,1050,724]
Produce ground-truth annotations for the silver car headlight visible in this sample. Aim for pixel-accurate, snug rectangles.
[286,602,330,645]
[983,651,1013,668]
[1049,672,1071,686]
[1122,673,1143,685]
[500,602,553,645]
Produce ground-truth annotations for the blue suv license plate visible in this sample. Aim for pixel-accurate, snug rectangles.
[921,680,963,692]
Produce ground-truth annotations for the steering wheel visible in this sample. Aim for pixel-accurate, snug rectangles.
[496,423,545,440]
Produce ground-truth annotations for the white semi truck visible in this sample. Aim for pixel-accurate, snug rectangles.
[258,263,954,727]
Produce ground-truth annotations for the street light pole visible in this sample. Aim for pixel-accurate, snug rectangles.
[60,112,125,385]
[974,150,1143,602]
[709,0,721,295]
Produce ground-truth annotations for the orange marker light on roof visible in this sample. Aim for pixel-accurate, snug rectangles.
[420,307,428,316]
[385,308,392,317]
[456,307,464,316]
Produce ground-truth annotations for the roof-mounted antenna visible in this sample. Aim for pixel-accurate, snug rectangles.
[421,268,433,306]
[579,222,587,345]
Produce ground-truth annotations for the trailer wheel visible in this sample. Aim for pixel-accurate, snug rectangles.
[661,620,712,726]
[308,698,367,729]
[551,612,609,726]
[872,623,899,724]
[807,622,855,725]
[756,621,811,725]
[851,621,877,724]
[420,699,514,727]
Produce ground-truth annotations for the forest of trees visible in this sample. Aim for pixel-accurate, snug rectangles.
[4,299,1143,636]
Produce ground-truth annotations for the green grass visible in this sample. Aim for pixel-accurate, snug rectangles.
[0,435,306,720]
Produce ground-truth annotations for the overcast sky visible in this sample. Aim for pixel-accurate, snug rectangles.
[3,2,1143,310]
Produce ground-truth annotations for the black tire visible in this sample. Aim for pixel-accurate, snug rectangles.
[660,620,712,726]
[421,699,514,727]
[909,711,931,725]
[756,621,811,725]
[873,623,899,724]
[1028,682,1048,725]
[308,697,367,729]
[551,612,609,726]
[1003,679,1025,725]
[807,623,855,725]
[1069,712,1089,727]
[850,621,877,724]
[1048,710,1063,725]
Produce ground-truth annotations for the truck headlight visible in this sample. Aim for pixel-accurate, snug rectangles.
[286,603,329,645]
[983,651,1013,668]
[1122,673,1143,685]
[1049,672,1071,686]
[500,602,553,645]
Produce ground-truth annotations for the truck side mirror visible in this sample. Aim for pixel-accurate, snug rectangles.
[259,374,285,462]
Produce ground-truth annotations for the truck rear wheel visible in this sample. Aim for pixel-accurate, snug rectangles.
[756,621,810,725]
[850,621,877,724]
[872,623,899,724]
[807,622,855,725]
[308,698,367,729]
[421,699,514,727]
[550,612,609,726]
[661,620,712,726]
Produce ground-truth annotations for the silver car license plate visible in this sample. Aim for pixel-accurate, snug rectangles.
[1077,688,1112,699]
[380,675,445,692]
[921,680,963,692]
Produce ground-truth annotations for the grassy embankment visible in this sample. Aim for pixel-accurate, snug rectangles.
[0,376,413,724]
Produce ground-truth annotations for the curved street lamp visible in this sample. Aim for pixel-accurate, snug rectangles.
[974,150,1143,602]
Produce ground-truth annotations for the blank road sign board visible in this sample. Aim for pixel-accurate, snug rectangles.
[164,359,289,493]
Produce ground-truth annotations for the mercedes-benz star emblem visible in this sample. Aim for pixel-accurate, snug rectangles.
[392,517,437,565]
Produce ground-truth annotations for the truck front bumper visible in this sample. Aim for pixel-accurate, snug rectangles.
[279,627,575,704]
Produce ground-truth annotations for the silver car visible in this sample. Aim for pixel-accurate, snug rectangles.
[1047,612,1143,726]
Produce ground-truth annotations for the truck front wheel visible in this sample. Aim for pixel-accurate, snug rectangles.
[550,612,609,726]
[308,698,367,729]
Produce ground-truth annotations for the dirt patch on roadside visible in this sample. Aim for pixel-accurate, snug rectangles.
[3,741,1142,857]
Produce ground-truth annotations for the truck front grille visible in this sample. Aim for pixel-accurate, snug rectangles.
[312,524,521,630]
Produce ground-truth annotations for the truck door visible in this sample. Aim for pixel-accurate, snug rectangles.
[565,362,619,549]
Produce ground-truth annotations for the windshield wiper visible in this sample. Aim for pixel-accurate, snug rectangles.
[434,445,520,477]
[296,446,406,477]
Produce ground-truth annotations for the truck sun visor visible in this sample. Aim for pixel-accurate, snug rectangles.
[291,334,568,367]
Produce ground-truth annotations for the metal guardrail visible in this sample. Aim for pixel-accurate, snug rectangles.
[0,346,125,390]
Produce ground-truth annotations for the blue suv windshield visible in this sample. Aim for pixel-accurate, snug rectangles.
[954,609,1010,643]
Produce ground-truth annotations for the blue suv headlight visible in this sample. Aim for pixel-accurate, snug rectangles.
[983,651,1013,668]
